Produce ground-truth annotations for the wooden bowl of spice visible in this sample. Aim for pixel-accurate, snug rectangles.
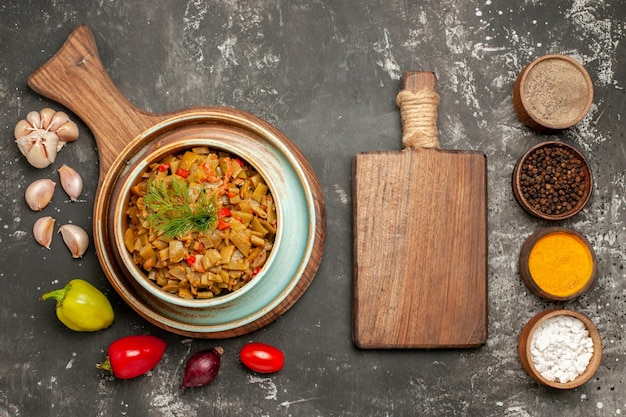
[512,141,592,220]
[519,227,596,300]
[519,309,602,389]
[513,54,593,131]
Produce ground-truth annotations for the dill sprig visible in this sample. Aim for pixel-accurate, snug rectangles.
[143,177,217,239]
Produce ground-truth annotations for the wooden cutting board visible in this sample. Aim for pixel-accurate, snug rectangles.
[26,24,326,338]
[352,71,488,348]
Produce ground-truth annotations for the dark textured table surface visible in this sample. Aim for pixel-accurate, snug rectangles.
[1,1,625,416]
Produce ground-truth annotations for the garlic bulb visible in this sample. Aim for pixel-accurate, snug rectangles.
[58,224,89,258]
[25,179,56,211]
[15,130,60,169]
[58,165,83,201]
[33,216,56,249]
[14,108,79,169]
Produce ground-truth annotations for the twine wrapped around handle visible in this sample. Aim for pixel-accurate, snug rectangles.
[396,72,440,150]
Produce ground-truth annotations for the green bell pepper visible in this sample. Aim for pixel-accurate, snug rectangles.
[40,279,114,331]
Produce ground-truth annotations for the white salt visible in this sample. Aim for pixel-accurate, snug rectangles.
[530,315,594,384]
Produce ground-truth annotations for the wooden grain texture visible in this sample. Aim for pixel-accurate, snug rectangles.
[352,72,488,348]
[27,24,163,178]
[26,24,326,338]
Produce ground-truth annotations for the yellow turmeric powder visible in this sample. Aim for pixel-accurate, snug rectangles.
[528,231,593,297]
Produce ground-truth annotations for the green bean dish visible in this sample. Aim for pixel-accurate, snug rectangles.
[124,147,277,299]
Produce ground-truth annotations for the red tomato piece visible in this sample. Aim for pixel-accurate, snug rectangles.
[176,167,190,178]
[218,207,232,218]
[102,335,166,379]
[239,342,284,373]
[217,219,230,230]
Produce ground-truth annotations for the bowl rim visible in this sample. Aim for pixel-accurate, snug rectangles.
[113,141,282,308]
[512,141,593,221]
[518,308,602,389]
[518,226,597,300]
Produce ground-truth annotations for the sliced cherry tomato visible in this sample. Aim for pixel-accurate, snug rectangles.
[239,342,284,373]
[97,335,166,379]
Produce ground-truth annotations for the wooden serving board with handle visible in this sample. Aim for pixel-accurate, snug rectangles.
[26,24,326,338]
[352,71,487,348]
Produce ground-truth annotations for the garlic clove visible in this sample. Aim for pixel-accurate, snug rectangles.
[33,216,56,249]
[40,108,57,130]
[47,111,70,132]
[26,110,43,130]
[55,120,79,143]
[25,178,56,211]
[46,110,79,145]
[15,131,60,169]
[58,224,89,258]
[58,165,83,201]
[14,119,33,139]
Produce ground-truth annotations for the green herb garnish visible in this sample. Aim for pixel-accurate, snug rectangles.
[143,177,217,239]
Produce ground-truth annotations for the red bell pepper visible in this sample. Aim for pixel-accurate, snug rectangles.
[97,335,166,379]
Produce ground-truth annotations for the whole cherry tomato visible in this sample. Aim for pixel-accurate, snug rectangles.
[239,342,284,373]
[97,335,166,379]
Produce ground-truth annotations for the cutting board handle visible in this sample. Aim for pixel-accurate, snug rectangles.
[396,71,440,150]
[27,24,163,175]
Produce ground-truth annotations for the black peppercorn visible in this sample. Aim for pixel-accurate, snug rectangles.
[518,145,588,216]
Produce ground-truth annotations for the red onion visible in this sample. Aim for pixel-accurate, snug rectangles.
[180,346,223,388]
